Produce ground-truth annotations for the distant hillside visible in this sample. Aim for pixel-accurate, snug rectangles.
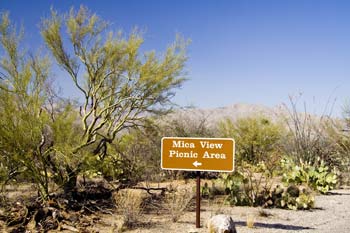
[166,103,288,128]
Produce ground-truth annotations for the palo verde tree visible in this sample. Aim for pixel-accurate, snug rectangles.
[0,12,54,199]
[41,6,187,193]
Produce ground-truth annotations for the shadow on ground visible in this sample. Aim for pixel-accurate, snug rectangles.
[327,191,350,196]
[235,221,314,231]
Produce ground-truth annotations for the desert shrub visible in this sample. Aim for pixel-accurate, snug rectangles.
[201,182,211,199]
[113,111,215,183]
[115,121,163,183]
[220,157,317,210]
[221,170,315,210]
[318,104,350,186]
[164,186,195,222]
[217,116,285,206]
[160,111,216,179]
[273,184,315,210]
[201,180,226,199]
[0,12,69,199]
[323,112,350,180]
[221,172,249,206]
[281,158,338,194]
[282,96,341,169]
[113,189,146,229]
[79,130,156,186]
[218,116,284,166]
[221,161,278,207]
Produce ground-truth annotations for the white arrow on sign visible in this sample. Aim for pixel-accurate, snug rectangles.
[193,161,202,167]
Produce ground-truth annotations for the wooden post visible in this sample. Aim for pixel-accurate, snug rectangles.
[196,171,201,228]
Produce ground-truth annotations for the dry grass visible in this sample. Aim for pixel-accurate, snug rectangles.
[246,214,255,228]
[208,195,230,217]
[113,189,146,229]
[164,185,195,222]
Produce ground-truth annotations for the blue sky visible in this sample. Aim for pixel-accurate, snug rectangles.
[1,0,350,116]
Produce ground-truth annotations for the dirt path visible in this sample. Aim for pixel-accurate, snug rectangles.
[125,189,350,233]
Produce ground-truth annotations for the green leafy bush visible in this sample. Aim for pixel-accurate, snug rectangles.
[221,162,277,207]
[281,158,338,194]
[220,172,250,206]
[218,116,284,166]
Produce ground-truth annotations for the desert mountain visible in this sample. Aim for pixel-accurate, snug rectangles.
[166,103,287,128]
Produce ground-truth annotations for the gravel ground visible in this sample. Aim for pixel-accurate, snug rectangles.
[126,189,350,233]
[232,189,350,233]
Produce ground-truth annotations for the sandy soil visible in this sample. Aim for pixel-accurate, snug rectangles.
[124,189,350,233]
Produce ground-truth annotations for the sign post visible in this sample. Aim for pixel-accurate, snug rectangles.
[196,171,201,228]
[161,137,235,228]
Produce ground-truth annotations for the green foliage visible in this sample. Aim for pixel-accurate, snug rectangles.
[109,120,162,183]
[221,169,315,210]
[109,112,215,183]
[0,5,188,199]
[276,185,315,210]
[221,162,278,207]
[201,182,211,198]
[221,172,250,206]
[322,116,350,177]
[0,12,54,199]
[41,5,188,153]
[39,5,188,193]
[217,116,285,206]
[220,157,318,209]
[218,116,284,165]
[281,158,338,194]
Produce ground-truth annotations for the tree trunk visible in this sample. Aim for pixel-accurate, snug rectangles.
[64,167,78,199]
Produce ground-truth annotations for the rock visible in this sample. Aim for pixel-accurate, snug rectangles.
[207,214,237,233]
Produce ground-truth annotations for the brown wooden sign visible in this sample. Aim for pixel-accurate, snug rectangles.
[161,137,235,172]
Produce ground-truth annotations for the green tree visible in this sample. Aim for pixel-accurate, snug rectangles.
[41,6,187,193]
[218,116,284,165]
[0,12,54,199]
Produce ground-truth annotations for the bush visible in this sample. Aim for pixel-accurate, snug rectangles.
[218,116,284,166]
[282,96,341,168]
[276,185,315,210]
[281,158,338,194]
[221,171,250,206]
[113,189,146,229]
[164,185,194,222]
[112,112,215,183]
[221,162,278,207]
[220,158,318,210]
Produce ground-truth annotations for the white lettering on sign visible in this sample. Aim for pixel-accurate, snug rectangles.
[202,151,226,159]
[169,150,198,158]
[173,140,195,148]
[200,141,223,149]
